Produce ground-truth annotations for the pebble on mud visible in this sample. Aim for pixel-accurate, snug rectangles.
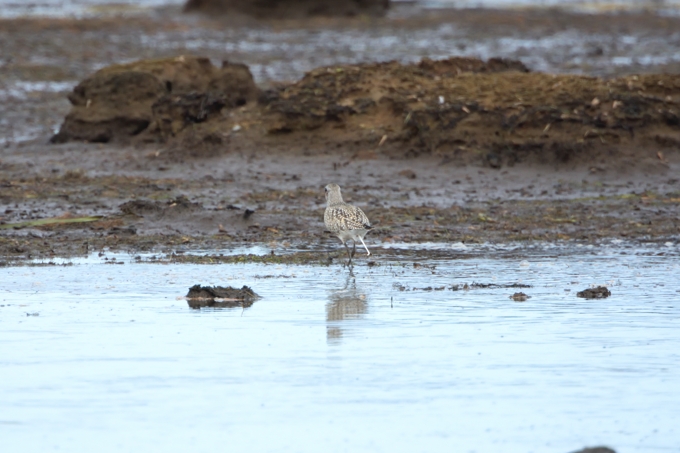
[576,286,612,299]
[399,169,417,179]
[186,284,260,309]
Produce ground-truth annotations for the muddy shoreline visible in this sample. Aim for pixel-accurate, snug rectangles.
[1,6,679,263]
[2,144,678,264]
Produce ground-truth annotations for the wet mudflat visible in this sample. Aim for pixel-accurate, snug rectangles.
[2,3,680,260]
[1,242,679,452]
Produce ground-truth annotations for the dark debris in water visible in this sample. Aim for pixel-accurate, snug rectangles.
[253,274,293,279]
[13,262,75,267]
[570,447,616,453]
[186,284,260,309]
[510,292,530,302]
[577,286,612,299]
[453,282,532,291]
[413,286,447,291]
[393,282,531,292]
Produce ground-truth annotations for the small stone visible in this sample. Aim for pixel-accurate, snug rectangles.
[398,169,417,179]
[576,286,611,299]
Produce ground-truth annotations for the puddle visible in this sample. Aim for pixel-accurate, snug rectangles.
[1,243,679,452]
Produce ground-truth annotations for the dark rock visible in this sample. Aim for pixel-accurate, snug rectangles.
[510,292,529,301]
[577,286,612,299]
[52,57,259,144]
[186,284,260,309]
[570,447,616,453]
[486,152,502,169]
[183,0,390,18]
[50,71,163,144]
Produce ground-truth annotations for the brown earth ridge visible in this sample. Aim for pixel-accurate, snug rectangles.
[51,55,680,168]
[183,0,390,18]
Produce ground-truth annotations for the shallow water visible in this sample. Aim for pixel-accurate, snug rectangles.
[1,243,679,452]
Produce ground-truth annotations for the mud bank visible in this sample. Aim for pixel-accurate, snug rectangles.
[50,56,259,144]
[51,55,680,168]
[183,0,390,18]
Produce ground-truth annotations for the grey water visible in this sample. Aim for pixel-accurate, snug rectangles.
[1,242,679,452]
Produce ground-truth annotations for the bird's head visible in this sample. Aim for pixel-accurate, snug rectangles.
[324,183,342,203]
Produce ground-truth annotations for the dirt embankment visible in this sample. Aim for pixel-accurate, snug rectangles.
[183,0,390,18]
[51,55,680,168]
[51,56,259,145]
[255,58,680,167]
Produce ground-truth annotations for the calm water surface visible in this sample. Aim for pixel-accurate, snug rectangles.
[1,242,679,452]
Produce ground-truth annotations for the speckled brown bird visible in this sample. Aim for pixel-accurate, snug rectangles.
[324,183,372,265]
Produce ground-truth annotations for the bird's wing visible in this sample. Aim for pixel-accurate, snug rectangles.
[355,206,372,229]
[329,206,371,230]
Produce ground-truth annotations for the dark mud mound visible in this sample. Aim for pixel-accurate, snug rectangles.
[256,57,680,165]
[570,447,616,453]
[186,284,260,309]
[577,286,612,299]
[51,56,259,144]
[183,0,389,18]
[52,55,680,168]
[260,57,529,132]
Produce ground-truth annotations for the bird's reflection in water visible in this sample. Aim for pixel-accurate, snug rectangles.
[326,272,368,344]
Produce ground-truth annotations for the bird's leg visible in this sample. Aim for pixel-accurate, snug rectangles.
[344,242,353,266]
[358,237,371,256]
[351,241,356,259]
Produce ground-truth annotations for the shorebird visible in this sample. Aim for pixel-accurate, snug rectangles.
[324,183,372,266]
